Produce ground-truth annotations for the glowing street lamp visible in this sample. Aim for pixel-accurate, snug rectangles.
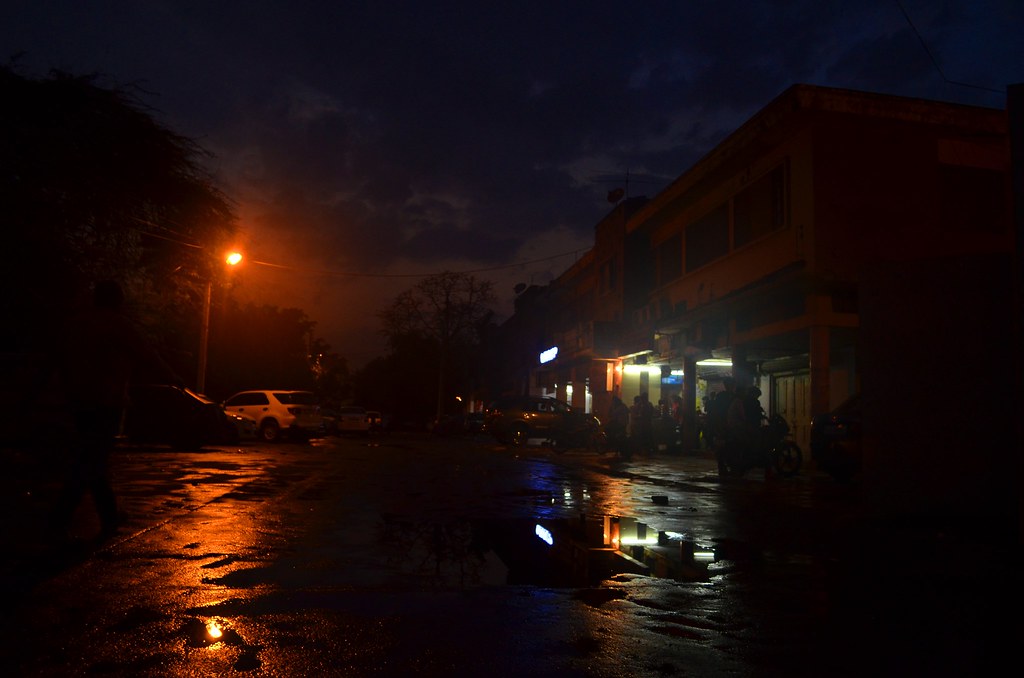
[197,251,242,394]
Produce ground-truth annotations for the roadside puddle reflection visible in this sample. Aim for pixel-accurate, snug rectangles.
[383,512,725,588]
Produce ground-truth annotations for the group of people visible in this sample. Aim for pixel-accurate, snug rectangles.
[606,391,685,458]
[600,377,771,470]
[705,377,765,476]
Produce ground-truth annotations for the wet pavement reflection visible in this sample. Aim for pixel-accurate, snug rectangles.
[0,434,1017,676]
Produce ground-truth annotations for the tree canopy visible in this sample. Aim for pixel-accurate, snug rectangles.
[378,271,496,420]
[0,66,238,359]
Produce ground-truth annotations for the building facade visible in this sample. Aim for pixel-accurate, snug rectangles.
[500,84,1013,459]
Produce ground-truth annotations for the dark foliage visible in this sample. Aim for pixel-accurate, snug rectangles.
[0,66,236,364]
[376,272,496,420]
[204,297,321,401]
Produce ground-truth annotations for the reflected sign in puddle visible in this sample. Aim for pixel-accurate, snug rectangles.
[383,513,719,588]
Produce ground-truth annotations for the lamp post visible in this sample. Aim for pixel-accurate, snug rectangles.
[196,251,242,394]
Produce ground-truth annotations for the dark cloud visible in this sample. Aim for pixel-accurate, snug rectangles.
[3,0,1022,364]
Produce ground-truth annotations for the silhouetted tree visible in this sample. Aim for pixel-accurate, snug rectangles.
[205,298,319,399]
[354,334,440,429]
[0,66,237,369]
[379,271,495,420]
[309,338,352,406]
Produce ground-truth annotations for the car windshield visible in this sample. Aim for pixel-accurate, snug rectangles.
[339,406,366,415]
[275,392,316,405]
[184,389,216,405]
[551,400,571,413]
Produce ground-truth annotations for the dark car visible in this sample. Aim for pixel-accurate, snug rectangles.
[463,411,485,434]
[810,393,862,482]
[124,384,233,450]
[484,395,604,450]
[430,412,485,437]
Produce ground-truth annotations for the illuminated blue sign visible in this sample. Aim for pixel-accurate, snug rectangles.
[539,346,558,364]
[535,524,553,546]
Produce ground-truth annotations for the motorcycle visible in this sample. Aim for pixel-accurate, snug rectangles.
[723,414,803,478]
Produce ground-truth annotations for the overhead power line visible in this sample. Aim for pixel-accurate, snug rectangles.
[248,248,587,279]
[895,0,1003,95]
[133,221,586,280]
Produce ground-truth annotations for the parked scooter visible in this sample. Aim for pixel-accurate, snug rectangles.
[722,414,803,478]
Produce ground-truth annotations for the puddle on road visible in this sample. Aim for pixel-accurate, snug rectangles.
[382,512,727,588]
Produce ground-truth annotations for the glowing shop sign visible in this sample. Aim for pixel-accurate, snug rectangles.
[535,524,554,546]
[539,346,558,364]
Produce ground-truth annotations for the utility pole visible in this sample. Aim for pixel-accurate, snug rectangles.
[1008,83,1023,543]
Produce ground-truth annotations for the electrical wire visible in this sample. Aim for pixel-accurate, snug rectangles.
[133,221,586,279]
[248,248,586,279]
[895,0,1003,95]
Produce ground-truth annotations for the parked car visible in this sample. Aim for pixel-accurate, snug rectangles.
[810,393,862,482]
[484,396,604,450]
[222,390,323,442]
[431,412,486,437]
[124,384,233,450]
[225,411,258,443]
[319,408,340,436]
[335,405,371,435]
[464,411,485,434]
[366,410,384,432]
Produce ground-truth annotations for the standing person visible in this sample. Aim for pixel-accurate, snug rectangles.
[670,394,683,425]
[51,280,181,542]
[606,394,630,458]
[741,386,768,475]
[726,385,765,474]
[628,395,644,455]
[707,378,738,476]
[741,386,765,431]
[639,392,656,454]
[671,394,685,453]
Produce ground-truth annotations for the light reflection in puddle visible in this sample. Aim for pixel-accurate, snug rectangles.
[386,512,718,587]
[206,619,224,641]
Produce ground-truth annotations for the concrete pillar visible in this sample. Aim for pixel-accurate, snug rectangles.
[1009,82,1024,542]
[731,345,753,387]
[809,325,830,416]
[681,354,698,454]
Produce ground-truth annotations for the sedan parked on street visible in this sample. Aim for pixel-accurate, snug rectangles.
[484,395,604,450]
[225,411,258,443]
[335,406,371,435]
[124,384,233,450]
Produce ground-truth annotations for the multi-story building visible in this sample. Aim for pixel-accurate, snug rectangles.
[502,84,1014,467]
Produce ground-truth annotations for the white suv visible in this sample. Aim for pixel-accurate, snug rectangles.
[223,390,322,442]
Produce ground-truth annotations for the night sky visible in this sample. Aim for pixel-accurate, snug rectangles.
[4,1,1022,366]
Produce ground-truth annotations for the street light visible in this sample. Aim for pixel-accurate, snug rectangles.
[197,251,242,394]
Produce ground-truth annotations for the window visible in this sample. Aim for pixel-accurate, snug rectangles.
[599,259,617,294]
[276,391,316,405]
[939,165,1007,234]
[227,392,268,407]
[734,164,788,248]
[685,204,729,271]
[656,234,682,286]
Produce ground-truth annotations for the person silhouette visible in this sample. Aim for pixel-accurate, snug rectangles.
[51,280,181,541]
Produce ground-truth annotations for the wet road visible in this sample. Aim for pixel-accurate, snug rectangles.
[1,433,1017,676]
